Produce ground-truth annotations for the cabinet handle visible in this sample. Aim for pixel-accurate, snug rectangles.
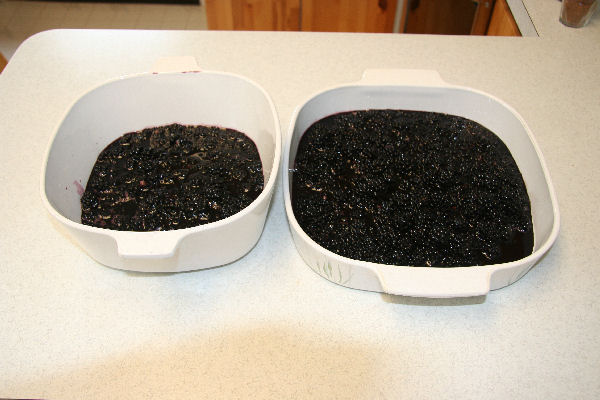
[378,0,388,11]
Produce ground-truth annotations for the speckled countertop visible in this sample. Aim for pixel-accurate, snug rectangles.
[1,1,599,398]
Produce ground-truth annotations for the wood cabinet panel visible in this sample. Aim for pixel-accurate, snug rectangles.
[487,0,521,36]
[0,52,7,73]
[403,0,477,35]
[301,0,397,33]
[206,0,300,30]
[206,0,521,35]
[207,0,395,32]
[470,1,495,35]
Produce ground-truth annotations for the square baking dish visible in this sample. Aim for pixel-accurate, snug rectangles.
[41,58,281,272]
[283,69,559,298]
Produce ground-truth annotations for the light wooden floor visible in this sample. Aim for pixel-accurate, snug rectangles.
[0,0,207,64]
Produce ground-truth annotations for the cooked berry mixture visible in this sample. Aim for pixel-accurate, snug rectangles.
[81,123,263,231]
[291,110,533,267]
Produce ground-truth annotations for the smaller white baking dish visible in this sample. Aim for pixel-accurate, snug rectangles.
[41,58,281,272]
[283,69,559,298]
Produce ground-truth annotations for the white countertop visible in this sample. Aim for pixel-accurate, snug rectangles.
[1,1,599,398]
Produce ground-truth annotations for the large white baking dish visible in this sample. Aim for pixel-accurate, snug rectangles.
[283,69,559,298]
[41,58,281,272]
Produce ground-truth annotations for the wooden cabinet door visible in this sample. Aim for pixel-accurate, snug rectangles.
[205,0,300,30]
[0,52,7,73]
[470,0,495,35]
[403,0,477,34]
[486,0,521,36]
[301,0,397,32]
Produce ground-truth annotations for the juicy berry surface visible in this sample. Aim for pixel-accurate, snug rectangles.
[291,110,533,267]
[81,123,263,231]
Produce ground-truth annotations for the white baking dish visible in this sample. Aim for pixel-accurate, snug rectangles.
[41,58,281,272]
[283,69,559,298]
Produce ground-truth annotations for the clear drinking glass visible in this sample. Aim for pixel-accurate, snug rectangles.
[560,0,598,28]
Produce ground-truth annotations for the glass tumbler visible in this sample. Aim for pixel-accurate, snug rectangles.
[560,0,598,28]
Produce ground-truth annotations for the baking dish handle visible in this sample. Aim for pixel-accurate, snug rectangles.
[359,69,448,87]
[376,265,491,298]
[113,231,181,259]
